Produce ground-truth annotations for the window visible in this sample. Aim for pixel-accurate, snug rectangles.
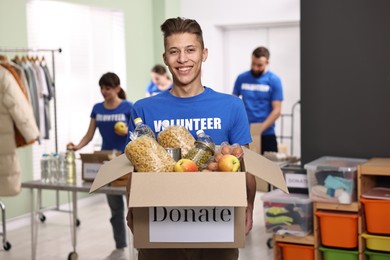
[26,0,126,179]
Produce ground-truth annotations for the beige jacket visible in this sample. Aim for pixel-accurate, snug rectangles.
[0,66,39,196]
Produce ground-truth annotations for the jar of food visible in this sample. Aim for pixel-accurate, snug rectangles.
[183,130,215,170]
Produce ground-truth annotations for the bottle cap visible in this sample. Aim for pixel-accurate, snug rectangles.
[196,129,205,136]
[134,117,143,125]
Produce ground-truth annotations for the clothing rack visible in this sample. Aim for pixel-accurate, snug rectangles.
[0,47,62,153]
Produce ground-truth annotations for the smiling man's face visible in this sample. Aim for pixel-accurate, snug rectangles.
[163,32,208,89]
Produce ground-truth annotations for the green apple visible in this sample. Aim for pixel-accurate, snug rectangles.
[218,154,240,172]
[114,121,128,136]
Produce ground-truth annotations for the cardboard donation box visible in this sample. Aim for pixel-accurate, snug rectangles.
[80,151,124,183]
[90,147,288,249]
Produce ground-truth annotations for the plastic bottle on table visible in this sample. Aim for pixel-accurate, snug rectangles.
[40,154,51,183]
[49,153,59,183]
[134,117,156,139]
[57,152,67,184]
[183,130,215,170]
[65,150,76,184]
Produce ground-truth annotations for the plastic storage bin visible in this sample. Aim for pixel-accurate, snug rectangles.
[361,233,390,252]
[315,210,358,248]
[261,189,312,236]
[319,247,359,260]
[277,243,314,260]
[361,188,390,235]
[281,164,308,194]
[304,156,367,204]
[365,250,390,260]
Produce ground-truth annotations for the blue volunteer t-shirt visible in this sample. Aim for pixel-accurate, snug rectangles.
[233,70,283,135]
[128,87,252,146]
[91,100,133,153]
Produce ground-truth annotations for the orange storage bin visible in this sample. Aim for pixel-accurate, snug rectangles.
[315,210,358,248]
[277,242,314,260]
[361,197,390,235]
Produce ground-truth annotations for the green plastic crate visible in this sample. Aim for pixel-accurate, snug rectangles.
[365,250,390,260]
[319,246,359,260]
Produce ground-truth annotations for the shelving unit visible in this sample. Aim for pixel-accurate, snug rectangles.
[273,158,390,260]
[273,234,315,259]
[314,202,360,260]
[358,158,390,260]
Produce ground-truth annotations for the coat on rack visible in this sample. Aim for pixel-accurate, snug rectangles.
[0,66,39,196]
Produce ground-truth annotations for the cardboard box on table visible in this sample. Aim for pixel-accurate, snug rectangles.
[89,147,288,249]
[80,151,127,186]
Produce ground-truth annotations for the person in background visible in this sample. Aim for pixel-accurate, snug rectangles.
[145,64,173,96]
[126,17,256,260]
[233,46,283,154]
[68,72,132,260]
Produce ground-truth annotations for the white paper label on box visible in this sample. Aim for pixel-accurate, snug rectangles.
[83,163,102,179]
[149,207,235,243]
[285,173,308,188]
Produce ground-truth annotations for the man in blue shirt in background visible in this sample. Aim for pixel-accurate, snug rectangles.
[233,46,283,154]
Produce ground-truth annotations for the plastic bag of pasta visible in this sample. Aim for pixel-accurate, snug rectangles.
[125,134,175,172]
[157,125,195,157]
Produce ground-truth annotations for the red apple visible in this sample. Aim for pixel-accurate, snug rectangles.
[218,154,240,172]
[174,159,199,172]
[114,121,128,136]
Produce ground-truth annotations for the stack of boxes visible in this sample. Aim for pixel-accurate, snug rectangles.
[359,158,390,259]
[262,164,315,260]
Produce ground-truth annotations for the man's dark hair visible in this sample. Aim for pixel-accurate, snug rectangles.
[151,64,167,75]
[160,17,204,49]
[252,47,270,60]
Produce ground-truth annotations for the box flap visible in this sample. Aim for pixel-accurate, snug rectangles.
[89,154,133,193]
[242,147,288,193]
[129,172,247,207]
[249,123,262,154]
[80,153,110,163]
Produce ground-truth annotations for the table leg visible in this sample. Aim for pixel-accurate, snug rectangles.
[72,190,77,253]
[30,188,37,260]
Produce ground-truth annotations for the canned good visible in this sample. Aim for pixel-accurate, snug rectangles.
[165,148,181,161]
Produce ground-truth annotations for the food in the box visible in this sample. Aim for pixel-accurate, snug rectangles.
[183,141,214,170]
[214,153,223,162]
[157,125,195,157]
[114,121,128,136]
[125,135,175,172]
[206,161,219,171]
[231,146,244,158]
[218,154,240,172]
[221,144,232,155]
[214,142,244,160]
[174,158,198,172]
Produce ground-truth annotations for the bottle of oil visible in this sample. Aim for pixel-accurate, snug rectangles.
[65,150,76,184]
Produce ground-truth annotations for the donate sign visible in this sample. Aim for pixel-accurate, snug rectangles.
[149,207,235,242]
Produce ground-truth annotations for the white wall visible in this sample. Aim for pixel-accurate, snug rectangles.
[180,0,301,156]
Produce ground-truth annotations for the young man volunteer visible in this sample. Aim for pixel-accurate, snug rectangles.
[126,17,256,260]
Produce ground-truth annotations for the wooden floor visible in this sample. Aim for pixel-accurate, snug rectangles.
[0,192,273,260]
